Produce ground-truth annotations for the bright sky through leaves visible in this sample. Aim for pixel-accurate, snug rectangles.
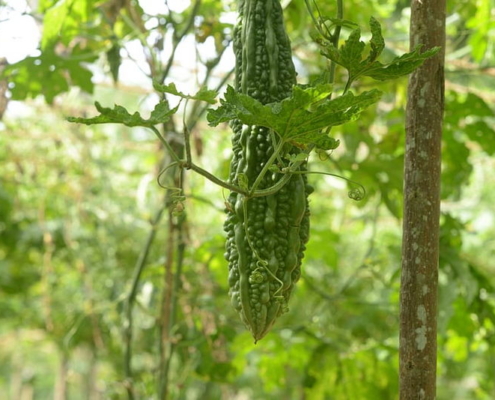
[0,0,191,62]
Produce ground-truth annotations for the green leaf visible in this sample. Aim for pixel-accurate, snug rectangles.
[320,42,341,65]
[3,49,95,103]
[41,0,71,49]
[207,85,381,148]
[466,0,492,61]
[465,121,495,156]
[339,28,365,77]
[367,17,385,62]
[68,101,178,128]
[153,81,218,104]
[322,18,359,30]
[447,92,495,119]
[441,135,471,200]
[319,17,440,84]
[41,0,94,49]
[364,46,441,81]
[305,134,340,151]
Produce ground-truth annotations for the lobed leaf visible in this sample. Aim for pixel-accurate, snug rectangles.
[364,46,441,81]
[153,81,218,104]
[207,85,381,148]
[319,17,440,84]
[367,17,385,62]
[68,101,179,127]
[339,28,366,77]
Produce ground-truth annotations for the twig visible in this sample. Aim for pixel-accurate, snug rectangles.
[157,138,186,400]
[158,205,186,399]
[158,214,175,400]
[160,0,202,84]
[330,0,344,87]
[123,198,168,400]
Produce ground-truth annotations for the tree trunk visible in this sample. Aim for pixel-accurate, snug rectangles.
[400,0,446,399]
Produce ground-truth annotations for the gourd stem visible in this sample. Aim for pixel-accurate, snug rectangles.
[251,173,292,197]
[305,0,321,36]
[182,100,193,166]
[287,169,365,196]
[248,139,286,196]
[250,145,314,197]
[186,162,247,195]
[343,77,352,95]
[150,126,182,163]
[269,130,285,165]
[159,158,302,199]
[157,162,183,191]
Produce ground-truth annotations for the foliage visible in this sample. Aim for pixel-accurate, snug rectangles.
[68,101,178,128]
[0,0,494,399]
[207,84,380,150]
[317,17,440,86]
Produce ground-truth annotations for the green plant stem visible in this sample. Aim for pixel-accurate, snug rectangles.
[161,215,185,397]
[342,78,353,94]
[123,200,167,400]
[150,127,182,163]
[304,0,321,34]
[188,161,291,198]
[157,208,186,400]
[156,126,186,400]
[182,101,193,166]
[248,139,286,196]
[186,162,244,193]
[269,130,285,165]
[304,0,343,89]
[329,0,344,86]
[286,169,365,196]
[158,215,175,400]
[251,173,293,197]
[158,152,313,200]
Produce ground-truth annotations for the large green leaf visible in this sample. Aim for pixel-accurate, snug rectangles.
[320,17,440,83]
[68,101,179,128]
[207,84,381,149]
[3,48,95,103]
[41,0,96,49]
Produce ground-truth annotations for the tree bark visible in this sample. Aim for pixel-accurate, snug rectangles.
[400,0,446,399]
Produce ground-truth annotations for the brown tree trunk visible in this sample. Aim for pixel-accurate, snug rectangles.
[400,0,446,399]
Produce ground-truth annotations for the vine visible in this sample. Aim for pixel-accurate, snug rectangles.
[68,0,439,349]
[70,10,437,206]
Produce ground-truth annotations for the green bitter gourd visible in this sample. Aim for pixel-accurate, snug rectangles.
[224,0,311,342]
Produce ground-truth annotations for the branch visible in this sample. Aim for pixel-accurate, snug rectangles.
[123,200,168,400]
[157,137,186,400]
[160,0,202,84]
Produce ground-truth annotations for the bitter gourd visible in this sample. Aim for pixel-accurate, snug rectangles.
[224,0,311,342]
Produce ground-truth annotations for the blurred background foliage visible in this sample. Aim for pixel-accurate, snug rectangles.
[0,0,495,399]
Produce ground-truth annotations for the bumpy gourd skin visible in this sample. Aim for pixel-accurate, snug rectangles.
[224,0,311,342]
